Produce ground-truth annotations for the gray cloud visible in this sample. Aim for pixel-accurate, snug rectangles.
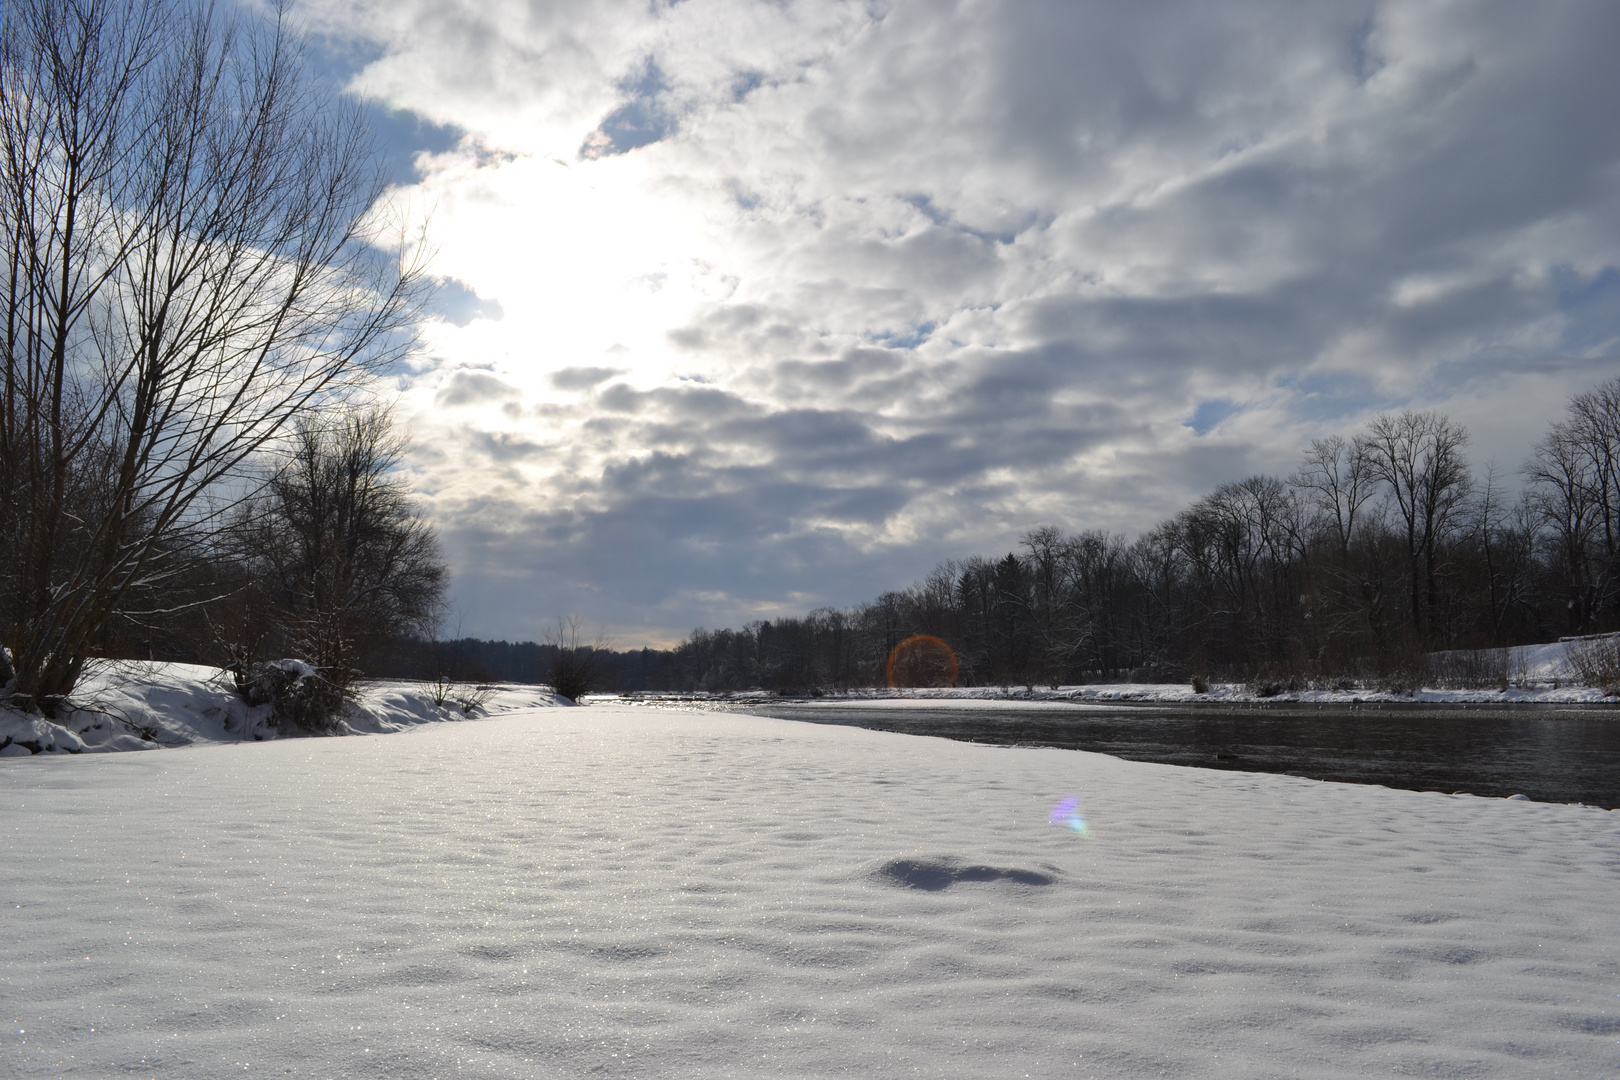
[435,370,521,407]
[315,0,1620,642]
[550,366,624,391]
[467,430,547,463]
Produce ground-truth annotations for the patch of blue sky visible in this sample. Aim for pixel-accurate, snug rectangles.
[1349,16,1385,84]
[428,279,504,327]
[1276,372,1389,425]
[901,194,1020,246]
[728,180,764,211]
[367,108,465,187]
[295,19,464,188]
[591,59,676,156]
[1553,265,1620,355]
[731,71,766,102]
[1185,399,1242,435]
[868,322,937,350]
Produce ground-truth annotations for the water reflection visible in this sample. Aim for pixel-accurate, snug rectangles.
[731,703,1620,808]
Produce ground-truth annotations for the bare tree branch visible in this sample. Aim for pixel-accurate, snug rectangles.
[1,0,427,712]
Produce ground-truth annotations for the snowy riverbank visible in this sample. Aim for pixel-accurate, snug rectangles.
[612,680,1620,706]
[603,638,1620,707]
[4,703,1617,1078]
[0,662,569,757]
[4,640,1616,761]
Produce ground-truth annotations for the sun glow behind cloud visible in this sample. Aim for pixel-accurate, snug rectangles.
[294,0,1620,644]
[405,146,713,385]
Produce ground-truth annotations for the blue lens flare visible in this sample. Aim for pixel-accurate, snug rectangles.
[1048,796,1089,835]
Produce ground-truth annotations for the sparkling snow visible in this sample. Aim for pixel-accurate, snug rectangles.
[4,703,1619,1078]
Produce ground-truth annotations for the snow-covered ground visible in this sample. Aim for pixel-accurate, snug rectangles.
[0,662,568,757]
[4,702,1618,1078]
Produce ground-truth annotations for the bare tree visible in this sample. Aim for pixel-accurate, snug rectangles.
[230,407,447,704]
[1293,434,1377,561]
[545,615,613,702]
[1564,379,1620,625]
[1170,475,1307,668]
[1467,461,1536,643]
[1059,530,1133,676]
[1021,525,1071,685]
[0,0,423,711]
[1525,377,1620,631]
[1362,411,1472,638]
[1291,434,1386,655]
[1567,379,1620,563]
[1525,419,1602,632]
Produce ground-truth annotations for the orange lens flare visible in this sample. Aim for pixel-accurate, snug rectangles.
[886,634,959,689]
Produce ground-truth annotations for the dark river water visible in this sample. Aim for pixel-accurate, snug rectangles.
[724,701,1620,808]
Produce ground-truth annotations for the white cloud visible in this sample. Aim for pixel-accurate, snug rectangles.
[297,0,1620,642]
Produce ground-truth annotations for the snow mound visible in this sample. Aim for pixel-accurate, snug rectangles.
[0,713,90,756]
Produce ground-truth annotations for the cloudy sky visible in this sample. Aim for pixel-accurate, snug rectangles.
[291,0,1620,646]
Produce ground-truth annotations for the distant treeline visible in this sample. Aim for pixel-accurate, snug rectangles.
[383,378,1620,696]
[375,637,687,691]
[642,380,1620,693]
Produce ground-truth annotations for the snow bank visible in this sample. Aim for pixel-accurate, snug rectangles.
[0,661,570,756]
[595,636,1620,706]
[604,678,1618,706]
[3,704,1616,1078]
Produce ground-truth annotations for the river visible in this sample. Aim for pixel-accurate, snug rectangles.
[719,700,1620,808]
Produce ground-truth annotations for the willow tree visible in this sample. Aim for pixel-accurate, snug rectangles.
[0,0,423,711]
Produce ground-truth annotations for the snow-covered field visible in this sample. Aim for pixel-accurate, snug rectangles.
[4,702,1618,1078]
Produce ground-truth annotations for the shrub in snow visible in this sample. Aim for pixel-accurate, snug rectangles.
[1128,662,1186,684]
[1567,635,1620,694]
[1426,646,1512,690]
[544,616,611,703]
[427,674,497,716]
[230,659,345,733]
